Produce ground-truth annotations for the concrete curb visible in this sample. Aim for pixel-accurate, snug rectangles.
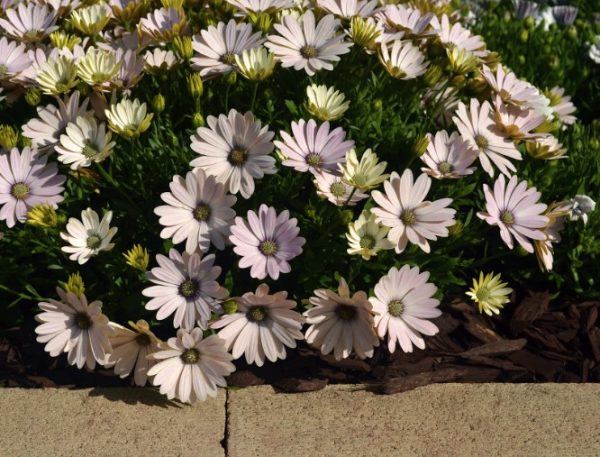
[1,384,599,456]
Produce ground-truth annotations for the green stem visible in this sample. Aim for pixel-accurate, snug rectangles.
[0,284,39,301]
[344,186,358,206]
[96,162,139,210]
[250,82,259,112]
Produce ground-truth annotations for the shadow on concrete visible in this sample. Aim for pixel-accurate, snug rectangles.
[87,387,183,409]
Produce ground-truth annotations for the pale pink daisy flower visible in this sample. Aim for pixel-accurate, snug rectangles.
[14,47,56,87]
[46,0,81,17]
[61,208,117,264]
[546,86,576,125]
[211,284,304,366]
[0,147,65,228]
[430,14,488,58]
[317,0,378,19]
[139,7,188,42]
[420,130,477,179]
[378,39,428,80]
[144,47,179,73]
[265,11,352,76]
[275,119,354,176]
[304,277,379,361]
[0,3,58,43]
[189,109,276,199]
[370,265,441,353]
[0,37,31,80]
[154,168,237,254]
[229,204,306,280]
[314,171,368,206]
[114,48,145,91]
[226,0,294,15]
[453,98,522,177]
[148,328,235,403]
[106,320,161,386]
[35,287,112,370]
[371,169,456,254]
[376,4,434,37]
[22,91,91,155]
[191,19,263,78]
[143,248,228,330]
[477,174,549,253]
[481,65,539,107]
[493,95,546,140]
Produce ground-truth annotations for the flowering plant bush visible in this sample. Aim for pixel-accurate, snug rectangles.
[1,0,599,403]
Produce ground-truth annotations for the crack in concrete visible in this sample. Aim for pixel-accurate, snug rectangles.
[220,388,230,457]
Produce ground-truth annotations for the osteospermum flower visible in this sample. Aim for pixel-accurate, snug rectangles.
[377,4,433,38]
[191,19,263,78]
[226,0,294,15]
[36,55,78,95]
[477,174,548,253]
[105,98,153,138]
[545,86,576,125]
[230,204,306,280]
[106,320,161,386]
[306,84,349,121]
[0,37,30,80]
[0,147,65,228]
[55,116,115,169]
[453,98,521,177]
[589,35,600,64]
[35,287,112,370]
[317,0,378,19]
[148,329,234,403]
[155,168,236,254]
[139,7,188,42]
[370,265,441,353]
[0,3,58,43]
[61,208,117,264]
[235,47,275,81]
[304,277,379,360]
[143,248,228,330]
[534,201,571,272]
[493,96,546,140]
[378,40,428,80]
[431,14,487,58]
[265,10,352,76]
[420,130,477,179]
[211,284,304,366]
[22,91,91,154]
[189,109,276,199]
[348,16,382,49]
[144,48,178,73]
[525,135,567,160]
[275,119,354,175]
[76,48,120,90]
[371,169,456,254]
[569,195,595,224]
[346,210,393,260]
[481,65,539,107]
[123,244,150,271]
[70,3,111,35]
[314,170,368,206]
[466,272,513,316]
[340,148,389,190]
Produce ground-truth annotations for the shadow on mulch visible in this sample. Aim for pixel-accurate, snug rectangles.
[2,291,600,397]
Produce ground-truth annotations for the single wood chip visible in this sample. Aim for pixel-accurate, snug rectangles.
[459,338,527,358]
[511,291,551,334]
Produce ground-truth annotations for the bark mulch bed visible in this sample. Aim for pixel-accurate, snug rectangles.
[2,291,600,393]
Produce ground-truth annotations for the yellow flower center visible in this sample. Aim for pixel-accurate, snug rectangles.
[306,153,322,168]
[388,299,404,317]
[228,148,247,166]
[11,182,29,200]
[259,240,278,256]
[179,279,199,298]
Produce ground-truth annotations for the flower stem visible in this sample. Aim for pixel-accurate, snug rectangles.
[250,82,259,112]
[96,162,139,210]
[344,186,357,206]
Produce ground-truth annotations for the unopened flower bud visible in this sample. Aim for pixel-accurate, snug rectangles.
[223,299,238,314]
[192,112,205,128]
[0,124,19,150]
[152,93,166,113]
[413,136,429,156]
[187,73,204,98]
[25,87,41,106]
[424,65,443,86]
[225,70,237,85]
[173,36,193,60]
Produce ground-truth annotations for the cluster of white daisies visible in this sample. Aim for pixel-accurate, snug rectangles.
[0,0,594,403]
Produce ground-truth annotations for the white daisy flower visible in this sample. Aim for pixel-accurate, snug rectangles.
[346,210,394,260]
[105,98,153,138]
[340,148,389,190]
[36,55,79,95]
[306,84,350,121]
[235,47,276,81]
[70,2,112,36]
[61,208,118,265]
[420,130,477,179]
[35,287,112,370]
[317,0,378,19]
[0,3,58,43]
[190,109,276,199]
[144,47,179,73]
[0,37,31,81]
[155,168,237,254]
[211,284,304,366]
[55,116,115,169]
[379,39,428,80]
[147,328,235,403]
[76,47,121,90]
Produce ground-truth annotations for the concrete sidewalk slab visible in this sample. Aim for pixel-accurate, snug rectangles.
[227,384,600,457]
[0,388,225,457]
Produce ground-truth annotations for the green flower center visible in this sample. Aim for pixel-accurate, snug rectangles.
[389,67,407,79]
[82,141,100,159]
[55,81,70,93]
[400,209,417,226]
[329,181,346,197]
[86,234,102,249]
[247,306,268,322]
[300,45,317,58]
[474,134,488,150]
[135,333,151,346]
[335,304,357,321]
[475,287,491,303]
[75,312,92,330]
[228,148,247,166]
[306,153,322,167]
[0,64,8,76]
[181,348,200,364]
[193,203,211,222]
[221,52,236,65]
[500,211,514,225]
[438,161,452,174]
[179,279,199,299]
[91,72,111,84]
[360,235,375,249]
[10,182,29,200]
[388,299,404,317]
[259,239,278,256]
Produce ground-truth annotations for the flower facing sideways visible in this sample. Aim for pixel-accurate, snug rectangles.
[306,84,350,122]
[148,328,235,403]
[61,208,117,264]
[466,272,513,316]
[314,171,368,207]
[420,130,477,179]
[340,148,389,190]
[105,98,153,138]
[346,210,394,260]
[55,116,115,169]
[211,284,304,366]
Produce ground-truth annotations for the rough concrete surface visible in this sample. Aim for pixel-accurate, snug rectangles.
[0,387,226,457]
[227,384,600,457]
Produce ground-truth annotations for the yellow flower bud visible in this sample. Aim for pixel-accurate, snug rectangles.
[65,272,85,298]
